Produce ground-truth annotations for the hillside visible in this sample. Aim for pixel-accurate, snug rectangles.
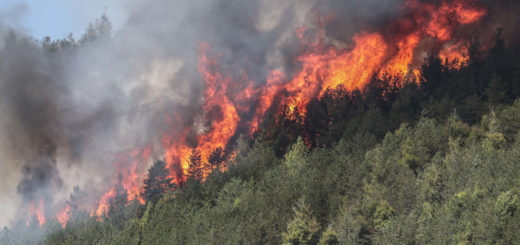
[2,27,520,244]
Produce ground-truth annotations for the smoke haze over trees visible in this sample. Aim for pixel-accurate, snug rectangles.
[0,0,520,243]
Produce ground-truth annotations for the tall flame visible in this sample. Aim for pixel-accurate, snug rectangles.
[27,199,46,226]
[120,148,151,203]
[56,205,71,228]
[162,43,241,183]
[195,42,240,171]
[250,70,286,134]
[94,147,151,216]
[95,187,115,217]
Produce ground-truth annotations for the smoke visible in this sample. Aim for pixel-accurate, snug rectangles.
[0,0,517,229]
[0,29,67,225]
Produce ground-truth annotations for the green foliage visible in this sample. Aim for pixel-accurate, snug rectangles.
[142,160,176,204]
[495,191,520,219]
[318,226,339,245]
[282,198,320,245]
[32,101,520,244]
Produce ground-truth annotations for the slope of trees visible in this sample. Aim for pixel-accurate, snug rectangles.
[2,30,520,244]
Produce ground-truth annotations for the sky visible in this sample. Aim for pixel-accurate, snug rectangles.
[0,0,130,39]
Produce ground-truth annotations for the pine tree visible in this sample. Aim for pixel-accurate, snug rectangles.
[188,149,204,181]
[318,226,339,245]
[68,185,86,218]
[107,187,129,228]
[282,198,320,245]
[208,147,225,169]
[512,63,520,98]
[142,160,176,204]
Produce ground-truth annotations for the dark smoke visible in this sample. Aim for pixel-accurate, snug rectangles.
[0,31,66,219]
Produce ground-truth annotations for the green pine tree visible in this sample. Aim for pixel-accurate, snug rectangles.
[282,198,320,245]
[142,160,176,204]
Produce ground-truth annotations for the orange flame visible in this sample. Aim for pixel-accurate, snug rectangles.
[250,70,286,134]
[93,147,151,216]
[95,187,115,217]
[27,199,46,226]
[163,130,192,183]
[278,31,389,117]
[162,43,241,183]
[56,205,71,228]
[196,43,240,170]
[440,42,469,69]
[378,33,421,81]
[120,148,151,204]
[319,33,388,94]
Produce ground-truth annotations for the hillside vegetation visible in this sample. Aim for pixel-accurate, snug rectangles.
[2,30,520,244]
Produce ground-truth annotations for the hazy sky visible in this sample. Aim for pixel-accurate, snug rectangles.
[1,0,130,39]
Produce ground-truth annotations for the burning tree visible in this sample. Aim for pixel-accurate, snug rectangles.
[142,160,176,204]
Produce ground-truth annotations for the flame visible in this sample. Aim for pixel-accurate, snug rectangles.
[234,73,255,113]
[56,205,71,228]
[378,33,421,81]
[93,147,151,216]
[95,187,115,217]
[162,43,241,183]
[163,130,192,184]
[277,31,389,117]
[279,32,389,116]
[196,43,240,170]
[250,70,286,134]
[409,0,487,41]
[439,42,469,69]
[319,33,388,94]
[27,199,46,226]
[120,148,151,203]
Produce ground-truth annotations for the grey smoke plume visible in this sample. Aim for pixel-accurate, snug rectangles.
[0,0,516,229]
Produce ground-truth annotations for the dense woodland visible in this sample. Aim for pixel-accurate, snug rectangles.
[2,25,520,244]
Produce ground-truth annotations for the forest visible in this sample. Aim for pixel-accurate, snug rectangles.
[1,24,520,244]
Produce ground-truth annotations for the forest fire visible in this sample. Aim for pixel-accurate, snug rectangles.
[152,0,487,186]
[23,0,490,225]
[90,0,487,218]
